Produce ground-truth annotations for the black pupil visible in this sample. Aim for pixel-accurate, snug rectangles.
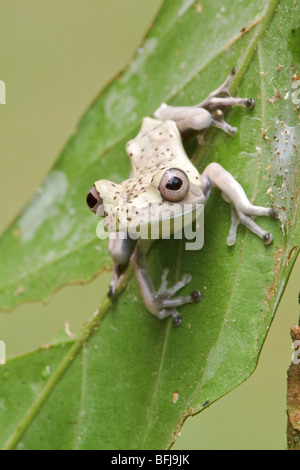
[166,176,182,191]
[87,192,98,208]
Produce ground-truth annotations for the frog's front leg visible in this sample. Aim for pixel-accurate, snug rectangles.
[108,234,137,298]
[131,241,201,327]
[154,67,254,137]
[201,163,278,246]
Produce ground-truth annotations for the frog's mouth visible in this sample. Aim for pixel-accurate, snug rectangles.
[116,200,204,239]
[86,185,104,216]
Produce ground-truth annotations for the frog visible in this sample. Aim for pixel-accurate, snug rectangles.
[86,68,278,326]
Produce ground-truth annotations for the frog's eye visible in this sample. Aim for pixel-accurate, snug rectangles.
[86,185,104,215]
[159,168,189,202]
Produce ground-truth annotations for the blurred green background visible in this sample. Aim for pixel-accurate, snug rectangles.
[0,0,298,450]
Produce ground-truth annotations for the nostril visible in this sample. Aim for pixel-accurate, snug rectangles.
[86,186,103,214]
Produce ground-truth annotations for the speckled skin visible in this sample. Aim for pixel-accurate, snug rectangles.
[94,118,205,234]
[87,69,277,326]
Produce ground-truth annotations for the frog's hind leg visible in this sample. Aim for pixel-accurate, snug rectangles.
[202,162,278,246]
[154,68,254,138]
[198,67,254,136]
[131,244,201,327]
[198,67,254,112]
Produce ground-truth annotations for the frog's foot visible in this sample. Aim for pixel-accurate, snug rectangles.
[154,68,254,138]
[157,269,192,296]
[198,67,254,136]
[202,162,278,245]
[155,269,201,326]
[157,290,202,327]
[198,67,254,112]
[131,249,201,327]
[225,201,278,246]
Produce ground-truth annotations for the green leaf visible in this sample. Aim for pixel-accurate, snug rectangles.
[0,0,299,450]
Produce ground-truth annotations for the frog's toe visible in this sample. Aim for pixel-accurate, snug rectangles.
[156,278,201,326]
[226,203,277,246]
[157,308,182,327]
[172,312,183,327]
[245,98,255,109]
[212,119,237,136]
[158,272,192,298]
[269,207,279,219]
[262,232,273,245]
[107,286,116,298]
[157,268,170,295]
[190,289,202,301]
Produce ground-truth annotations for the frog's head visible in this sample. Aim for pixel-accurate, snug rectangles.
[86,118,206,236]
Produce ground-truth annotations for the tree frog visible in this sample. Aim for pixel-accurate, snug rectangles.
[86,69,277,326]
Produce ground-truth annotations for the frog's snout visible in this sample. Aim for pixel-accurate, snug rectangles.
[86,185,104,216]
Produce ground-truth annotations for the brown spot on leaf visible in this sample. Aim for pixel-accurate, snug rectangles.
[264,247,284,310]
[286,245,298,267]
